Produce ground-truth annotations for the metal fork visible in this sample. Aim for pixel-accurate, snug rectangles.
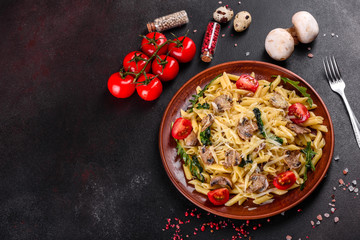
[323,56,360,149]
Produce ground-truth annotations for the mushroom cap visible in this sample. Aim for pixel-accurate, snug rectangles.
[265,28,295,61]
[292,11,319,44]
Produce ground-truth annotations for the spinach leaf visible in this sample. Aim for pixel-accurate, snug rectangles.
[200,127,212,146]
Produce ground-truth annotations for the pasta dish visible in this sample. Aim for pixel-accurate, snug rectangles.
[171,72,327,207]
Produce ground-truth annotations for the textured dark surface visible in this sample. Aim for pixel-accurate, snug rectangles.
[0,0,359,239]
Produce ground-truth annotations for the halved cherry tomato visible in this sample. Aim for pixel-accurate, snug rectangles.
[107,73,135,98]
[171,118,192,140]
[136,74,163,101]
[168,36,196,63]
[236,74,259,92]
[288,103,310,124]
[152,55,179,82]
[141,32,168,57]
[123,51,151,74]
[273,171,296,190]
[207,188,230,206]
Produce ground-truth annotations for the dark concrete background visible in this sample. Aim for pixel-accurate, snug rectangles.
[0,0,359,239]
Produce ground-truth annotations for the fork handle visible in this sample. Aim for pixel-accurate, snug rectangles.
[339,92,360,149]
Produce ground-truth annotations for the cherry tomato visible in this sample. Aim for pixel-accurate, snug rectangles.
[123,51,151,74]
[288,103,310,124]
[273,171,297,190]
[235,74,259,92]
[136,74,163,101]
[152,55,179,82]
[141,32,168,57]
[107,73,135,98]
[171,118,192,140]
[207,188,230,206]
[168,36,196,63]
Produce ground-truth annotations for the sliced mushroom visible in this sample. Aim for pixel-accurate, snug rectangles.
[200,113,214,132]
[224,149,242,168]
[200,146,215,165]
[269,92,288,109]
[254,142,266,153]
[213,95,233,112]
[286,123,311,135]
[236,118,259,141]
[210,176,233,189]
[184,131,198,146]
[284,150,302,169]
[248,174,269,193]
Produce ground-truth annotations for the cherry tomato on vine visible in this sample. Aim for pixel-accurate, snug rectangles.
[273,171,296,190]
[123,51,151,74]
[236,74,259,92]
[107,73,135,98]
[151,55,179,82]
[207,188,230,206]
[141,32,168,57]
[288,103,310,124]
[168,36,196,63]
[171,117,192,140]
[136,74,163,101]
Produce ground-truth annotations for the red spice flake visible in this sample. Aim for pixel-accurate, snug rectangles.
[267,218,271,222]
[234,44,238,47]
[297,209,302,212]
[332,199,336,202]
[307,53,314,58]
[317,215,323,221]
[334,216,339,223]
[190,212,195,217]
[310,220,315,226]
[252,226,257,230]
[258,224,262,227]
[201,226,205,231]
[193,231,197,235]
[343,168,348,175]
[196,214,201,218]
[286,235,292,240]
[193,29,197,33]
[246,220,250,225]
[339,179,344,185]
[184,212,188,217]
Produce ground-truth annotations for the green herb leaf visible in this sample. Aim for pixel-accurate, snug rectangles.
[175,140,204,182]
[196,102,210,110]
[272,75,313,107]
[253,108,283,145]
[239,155,253,167]
[200,127,212,146]
[188,74,222,112]
[300,141,316,190]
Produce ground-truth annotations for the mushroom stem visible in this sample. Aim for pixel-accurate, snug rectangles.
[286,26,299,45]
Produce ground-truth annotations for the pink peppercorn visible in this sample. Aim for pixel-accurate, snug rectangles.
[200,22,221,62]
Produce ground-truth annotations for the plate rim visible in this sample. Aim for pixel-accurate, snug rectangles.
[159,60,334,219]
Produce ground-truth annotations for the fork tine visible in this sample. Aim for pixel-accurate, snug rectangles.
[328,56,340,82]
[323,58,332,82]
[324,56,336,83]
[331,56,343,79]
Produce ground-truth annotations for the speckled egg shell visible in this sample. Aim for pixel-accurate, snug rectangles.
[213,6,234,23]
[234,11,252,32]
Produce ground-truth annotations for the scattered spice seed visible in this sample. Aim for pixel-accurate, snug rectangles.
[234,44,238,47]
[245,52,250,56]
[222,34,225,37]
[238,1,241,4]
[334,217,339,223]
[218,1,222,4]
[323,33,326,36]
[336,35,339,37]
[316,220,321,225]
[331,208,336,213]
[286,235,293,240]
[339,179,344,185]
[355,188,359,193]
[193,29,197,33]
[331,33,335,37]
[352,180,357,185]
[307,47,311,50]
[334,155,339,161]
[317,215,323,221]
[343,168,348,175]
[333,187,337,191]
[307,53,314,58]
[310,221,315,226]
[324,213,330,218]
[349,185,355,192]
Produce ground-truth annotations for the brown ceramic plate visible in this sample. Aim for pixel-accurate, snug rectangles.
[159,61,334,219]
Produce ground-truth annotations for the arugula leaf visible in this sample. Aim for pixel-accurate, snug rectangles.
[300,141,316,190]
[271,75,313,107]
[200,127,212,146]
[239,155,253,167]
[253,108,283,145]
[196,103,210,109]
[189,74,222,112]
[175,140,205,182]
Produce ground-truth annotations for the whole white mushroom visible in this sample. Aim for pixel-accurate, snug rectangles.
[265,11,319,61]
[265,28,295,61]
